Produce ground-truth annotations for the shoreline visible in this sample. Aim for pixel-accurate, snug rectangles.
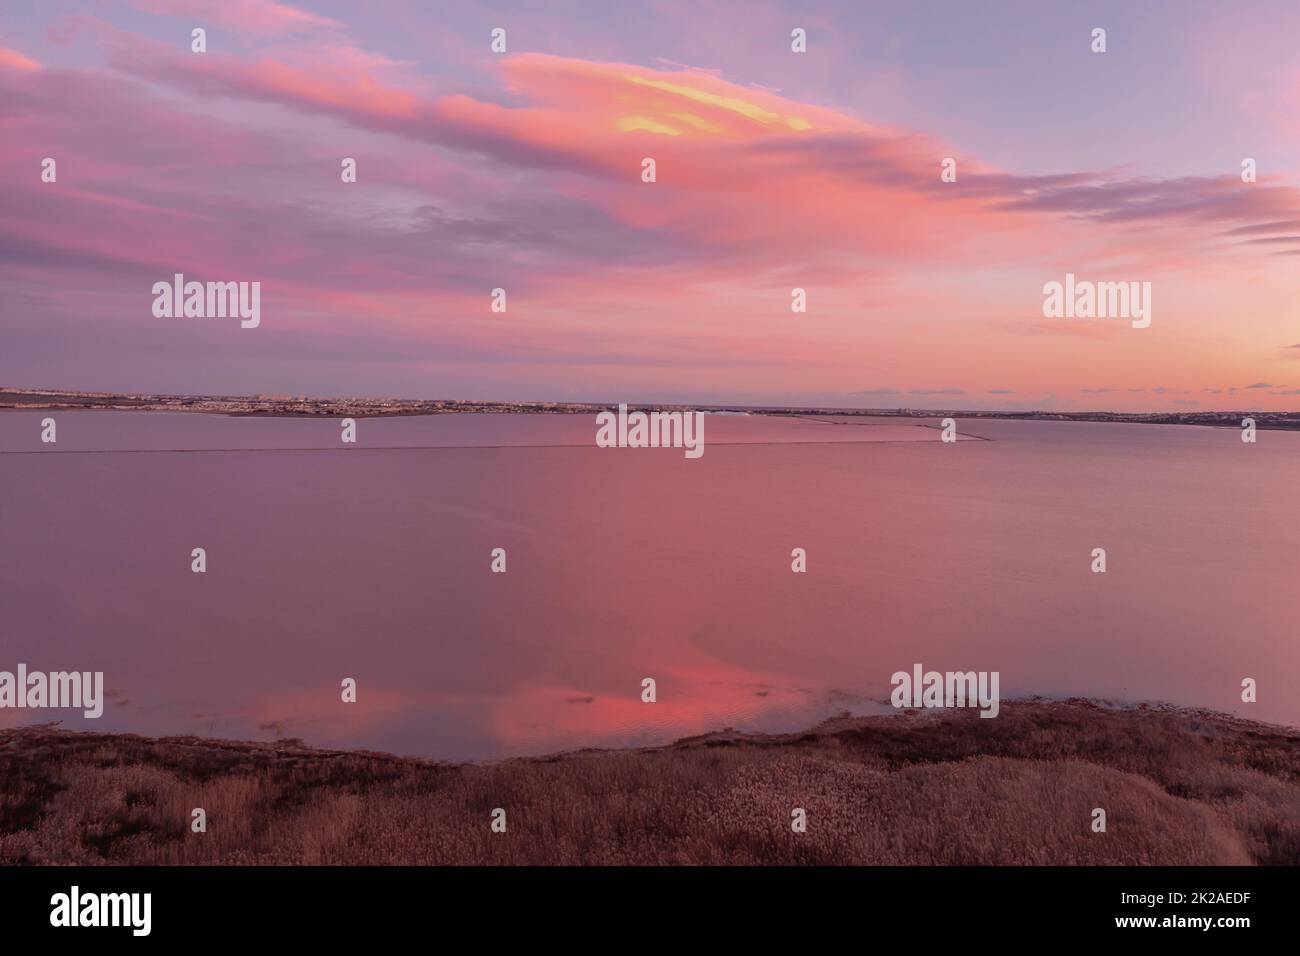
[4,698,1297,865]
[3,387,1298,429]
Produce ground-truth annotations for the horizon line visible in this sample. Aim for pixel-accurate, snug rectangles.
[2,385,1297,421]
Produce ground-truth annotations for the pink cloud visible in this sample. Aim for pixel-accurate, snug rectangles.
[134,0,342,36]
[0,44,40,71]
[98,36,1300,281]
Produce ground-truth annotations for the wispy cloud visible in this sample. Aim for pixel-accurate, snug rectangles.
[133,0,343,36]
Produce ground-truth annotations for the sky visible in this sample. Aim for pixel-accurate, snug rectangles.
[2,0,1299,411]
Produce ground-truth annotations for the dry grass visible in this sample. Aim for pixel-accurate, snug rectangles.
[1,699,1296,865]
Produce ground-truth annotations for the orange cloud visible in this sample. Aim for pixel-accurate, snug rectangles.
[0,44,40,71]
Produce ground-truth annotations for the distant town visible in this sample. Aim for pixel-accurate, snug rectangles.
[3,386,1299,430]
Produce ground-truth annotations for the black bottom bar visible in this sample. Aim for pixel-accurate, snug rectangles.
[0,865,1280,942]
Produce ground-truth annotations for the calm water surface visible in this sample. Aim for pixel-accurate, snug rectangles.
[1,411,1296,757]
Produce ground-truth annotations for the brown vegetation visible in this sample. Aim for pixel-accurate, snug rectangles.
[1,700,1297,865]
